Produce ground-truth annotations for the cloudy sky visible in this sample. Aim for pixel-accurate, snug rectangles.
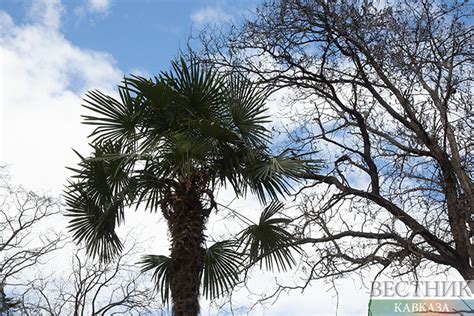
[0,0,377,315]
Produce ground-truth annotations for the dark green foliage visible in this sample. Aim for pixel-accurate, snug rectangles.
[65,58,315,309]
[140,255,172,305]
[139,241,243,304]
[240,201,298,272]
[201,241,243,300]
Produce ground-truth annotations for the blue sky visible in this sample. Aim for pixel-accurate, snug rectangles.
[1,0,255,74]
[0,0,379,314]
[0,1,468,314]
[0,0,261,193]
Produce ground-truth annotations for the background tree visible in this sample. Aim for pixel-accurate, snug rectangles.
[198,0,473,284]
[17,237,162,316]
[0,168,65,313]
[65,59,312,315]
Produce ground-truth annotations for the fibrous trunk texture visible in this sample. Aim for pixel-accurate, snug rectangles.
[166,180,206,316]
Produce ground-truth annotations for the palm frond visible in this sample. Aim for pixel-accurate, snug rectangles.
[187,117,241,144]
[64,183,123,262]
[239,201,298,272]
[140,255,172,305]
[244,151,310,203]
[134,161,170,213]
[124,75,184,139]
[210,144,247,193]
[165,58,226,121]
[201,241,242,300]
[65,142,136,261]
[158,133,212,177]
[227,74,271,146]
[67,142,136,205]
[82,86,142,144]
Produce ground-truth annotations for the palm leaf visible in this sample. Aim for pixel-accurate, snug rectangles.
[124,75,184,140]
[226,74,271,146]
[140,255,172,305]
[187,117,241,144]
[134,161,169,213]
[82,85,142,144]
[244,151,310,203]
[165,58,226,121]
[140,241,243,304]
[64,182,123,262]
[239,201,299,272]
[64,142,136,261]
[201,241,243,300]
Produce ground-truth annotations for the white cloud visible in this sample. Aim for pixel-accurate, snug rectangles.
[74,0,112,16]
[88,0,111,13]
[0,0,121,194]
[191,6,232,25]
[26,0,63,29]
[0,11,14,34]
[1,2,452,315]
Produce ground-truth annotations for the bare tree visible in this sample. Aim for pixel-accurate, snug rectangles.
[0,169,162,315]
[0,168,65,313]
[17,238,164,316]
[198,0,473,283]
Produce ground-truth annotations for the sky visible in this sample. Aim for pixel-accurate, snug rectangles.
[0,0,253,75]
[0,0,448,315]
[0,0,258,195]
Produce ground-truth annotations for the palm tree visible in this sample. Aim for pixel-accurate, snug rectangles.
[65,59,312,315]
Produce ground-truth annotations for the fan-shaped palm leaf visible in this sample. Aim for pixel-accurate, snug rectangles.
[140,240,243,304]
[244,151,312,203]
[226,74,270,146]
[165,58,226,121]
[124,75,184,140]
[201,241,243,300]
[65,142,136,261]
[239,201,299,272]
[139,255,172,305]
[134,161,169,213]
[65,184,123,262]
[82,85,142,144]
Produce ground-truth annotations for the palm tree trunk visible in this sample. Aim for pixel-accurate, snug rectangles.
[166,181,206,316]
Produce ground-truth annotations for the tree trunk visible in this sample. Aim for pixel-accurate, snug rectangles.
[166,181,206,316]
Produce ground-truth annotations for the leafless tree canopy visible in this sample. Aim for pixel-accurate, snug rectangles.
[198,0,473,282]
[0,168,64,312]
[17,241,163,316]
[0,170,162,315]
